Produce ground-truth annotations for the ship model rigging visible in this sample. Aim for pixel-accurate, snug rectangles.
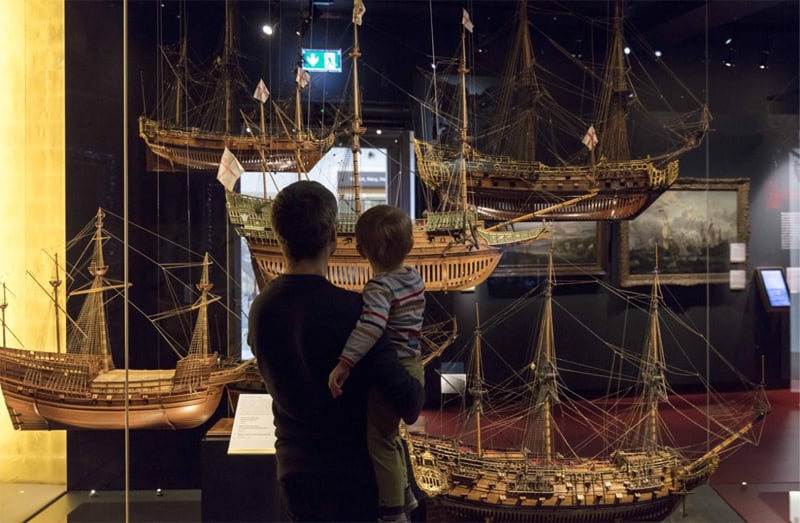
[404,252,768,522]
[415,1,710,222]
[138,0,334,174]
[0,209,251,430]
[224,1,601,293]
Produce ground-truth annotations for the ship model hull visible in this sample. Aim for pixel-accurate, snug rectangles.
[139,116,334,174]
[468,161,678,222]
[0,346,251,430]
[415,140,680,222]
[405,434,715,523]
[226,192,544,292]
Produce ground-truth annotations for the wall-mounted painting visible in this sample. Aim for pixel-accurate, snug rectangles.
[619,177,750,286]
[494,221,607,277]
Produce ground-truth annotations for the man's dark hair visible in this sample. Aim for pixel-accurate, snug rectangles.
[270,181,338,261]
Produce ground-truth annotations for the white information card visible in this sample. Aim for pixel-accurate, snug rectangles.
[228,394,276,455]
[729,270,746,290]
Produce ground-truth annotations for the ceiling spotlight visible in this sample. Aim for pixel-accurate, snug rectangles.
[654,50,662,58]
[623,46,631,55]
[262,24,275,36]
[376,129,383,135]
[296,16,311,37]
[571,37,584,58]
[722,47,736,67]
[758,50,770,70]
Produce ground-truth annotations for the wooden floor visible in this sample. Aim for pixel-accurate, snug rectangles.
[3,388,798,523]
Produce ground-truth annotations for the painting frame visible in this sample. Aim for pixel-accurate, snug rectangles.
[493,221,608,277]
[619,177,750,287]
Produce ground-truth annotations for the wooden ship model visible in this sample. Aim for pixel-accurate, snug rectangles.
[415,1,710,222]
[404,253,769,522]
[0,209,251,430]
[138,0,334,174]
[224,2,597,292]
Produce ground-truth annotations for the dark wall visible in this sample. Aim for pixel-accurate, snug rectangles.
[66,1,239,490]
[65,0,797,490]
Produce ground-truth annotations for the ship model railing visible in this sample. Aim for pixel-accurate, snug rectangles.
[476,227,548,247]
[89,376,174,398]
[1,350,108,390]
[225,193,277,241]
[421,210,477,232]
[139,116,335,151]
[40,360,96,395]
[172,354,216,393]
[414,139,680,190]
[337,213,358,234]
[507,478,556,497]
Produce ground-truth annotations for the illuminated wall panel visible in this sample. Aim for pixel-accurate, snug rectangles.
[0,0,66,483]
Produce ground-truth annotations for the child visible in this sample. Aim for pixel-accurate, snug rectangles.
[328,204,425,522]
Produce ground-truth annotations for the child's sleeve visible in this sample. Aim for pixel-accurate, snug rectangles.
[339,279,393,368]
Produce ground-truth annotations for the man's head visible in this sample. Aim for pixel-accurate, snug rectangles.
[355,204,413,270]
[271,181,338,262]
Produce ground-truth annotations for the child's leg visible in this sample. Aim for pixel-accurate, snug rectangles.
[367,389,405,513]
[399,358,425,492]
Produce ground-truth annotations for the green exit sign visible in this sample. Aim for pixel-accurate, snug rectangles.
[301,48,342,72]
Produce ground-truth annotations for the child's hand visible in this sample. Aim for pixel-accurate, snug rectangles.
[328,362,351,398]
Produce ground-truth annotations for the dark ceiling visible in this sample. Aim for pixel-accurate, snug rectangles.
[122,0,798,127]
[275,0,798,40]
[243,1,798,106]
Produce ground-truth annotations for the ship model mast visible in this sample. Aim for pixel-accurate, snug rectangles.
[416,0,710,222]
[226,1,554,292]
[139,0,334,173]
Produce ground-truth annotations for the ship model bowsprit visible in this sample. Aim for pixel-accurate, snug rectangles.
[404,253,768,522]
[138,0,334,174]
[415,1,710,222]
[224,1,582,293]
[0,209,252,430]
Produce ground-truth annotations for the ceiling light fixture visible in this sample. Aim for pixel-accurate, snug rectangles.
[722,46,736,67]
[758,50,770,70]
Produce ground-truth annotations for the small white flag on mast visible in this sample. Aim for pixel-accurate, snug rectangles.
[296,68,311,89]
[253,79,270,104]
[217,147,245,192]
[461,9,474,33]
[353,0,366,26]
[582,125,599,151]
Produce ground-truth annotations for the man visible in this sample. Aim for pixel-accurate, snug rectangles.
[248,180,425,522]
